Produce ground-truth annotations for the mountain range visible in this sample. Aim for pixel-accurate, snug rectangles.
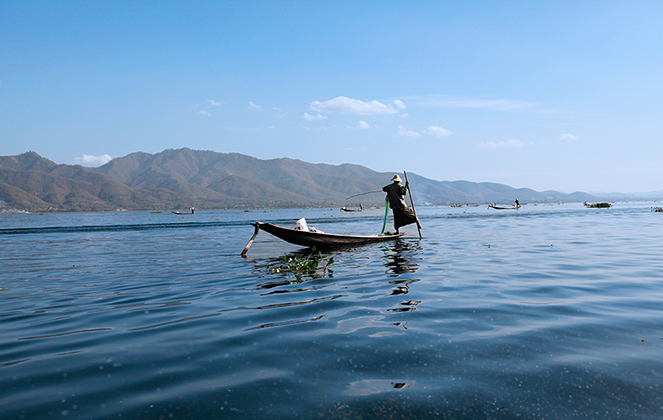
[0,148,597,212]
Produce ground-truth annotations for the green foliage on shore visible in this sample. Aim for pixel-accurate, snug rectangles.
[652,207,663,212]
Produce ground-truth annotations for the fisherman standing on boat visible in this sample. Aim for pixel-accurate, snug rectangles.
[383,175,421,233]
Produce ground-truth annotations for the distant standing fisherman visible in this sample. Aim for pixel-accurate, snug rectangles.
[383,175,421,233]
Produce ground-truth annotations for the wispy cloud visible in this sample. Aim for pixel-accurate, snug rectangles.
[303,113,328,121]
[397,125,421,137]
[207,99,222,106]
[198,110,212,117]
[480,139,533,149]
[350,120,370,130]
[559,133,578,140]
[395,125,452,138]
[74,154,112,167]
[393,99,406,109]
[424,126,452,137]
[271,107,288,118]
[310,96,400,115]
[407,95,538,112]
[248,101,263,111]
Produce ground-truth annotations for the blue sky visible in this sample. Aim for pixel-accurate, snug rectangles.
[1,1,662,193]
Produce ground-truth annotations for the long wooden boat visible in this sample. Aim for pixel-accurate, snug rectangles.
[488,205,520,210]
[243,221,403,252]
[172,207,195,215]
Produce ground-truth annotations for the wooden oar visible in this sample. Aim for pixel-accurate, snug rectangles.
[403,171,422,239]
[240,223,260,257]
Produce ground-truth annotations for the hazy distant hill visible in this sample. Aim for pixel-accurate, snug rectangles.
[94,148,387,206]
[0,152,187,212]
[0,149,596,212]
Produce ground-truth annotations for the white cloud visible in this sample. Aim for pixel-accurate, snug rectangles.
[303,113,328,121]
[207,99,222,106]
[350,120,370,130]
[393,99,406,109]
[271,107,288,117]
[425,126,452,137]
[198,110,212,117]
[559,133,578,140]
[399,113,409,119]
[74,154,112,167]
[480,139,533,149]
[248,101,263,111]
[398,125,421,138]
[408,95,538,112]
[310,96,400,115]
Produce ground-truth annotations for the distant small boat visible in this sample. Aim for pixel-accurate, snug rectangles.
[172,207,195,215]
[341,203,364,212]
[241,221,403,255]
[488,205,520,210]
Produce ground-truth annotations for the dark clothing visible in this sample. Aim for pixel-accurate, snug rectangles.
[383,181,417,230]
[383,182,407,209]
[392,206,418,230]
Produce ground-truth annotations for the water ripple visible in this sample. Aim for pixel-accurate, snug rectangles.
[3,204,663,419]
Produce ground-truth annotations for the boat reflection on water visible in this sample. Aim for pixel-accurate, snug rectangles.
[381,240,421,275]
[247,239,426,333]
[380,240,423,314]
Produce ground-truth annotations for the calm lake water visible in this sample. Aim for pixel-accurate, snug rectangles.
[2,202,663,419]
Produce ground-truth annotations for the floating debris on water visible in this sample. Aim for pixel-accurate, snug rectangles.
[584,202,612,208]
